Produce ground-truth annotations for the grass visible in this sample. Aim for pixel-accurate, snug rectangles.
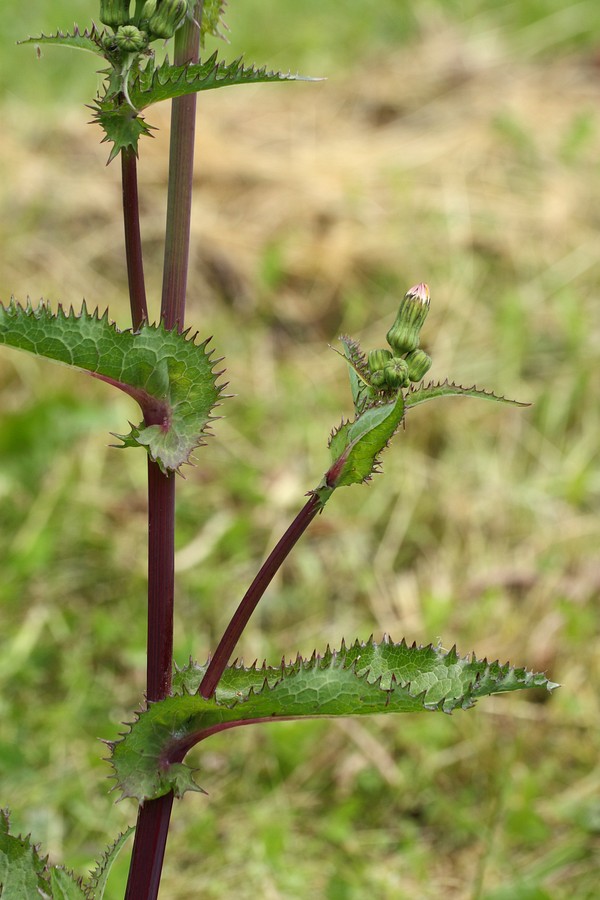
[1,1,600,897]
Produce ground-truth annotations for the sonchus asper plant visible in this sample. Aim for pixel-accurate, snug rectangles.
[0,3,557,898]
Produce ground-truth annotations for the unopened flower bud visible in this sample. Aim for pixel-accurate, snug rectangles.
[404,348,432,382]
[386,282,430,355]
[100,0,131,28]
[114,24,148,51]
[382,356,409,389]
[368,348,393,375]
[146,0,187,39]
[140,0,158,18]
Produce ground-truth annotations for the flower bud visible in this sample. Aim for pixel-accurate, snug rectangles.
[404,348,432,383]
[368,349,410,389]
[368,349,394,389]
[368,348,393,375]
[146,0,187,39]
[114,24,149,51]
[382,356,409,389]
[140,0,158,18]
[100,0,131,28]
[386,282,430,355]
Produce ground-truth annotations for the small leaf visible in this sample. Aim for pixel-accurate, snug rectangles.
[0,301,225,473]
[312,391,405,507]
[85,827,134,900]
[0,809,49,898]
[93,104,156,162]
[127,52,320,111]
[200,0,229,45]
[109,638,558,802]
[18,25,106,56]
[405,379,530,409]
[0,809,88,899]
[337,335,374,415]
[50,867,87,900]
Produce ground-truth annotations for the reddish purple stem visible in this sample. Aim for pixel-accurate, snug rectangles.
[121,148,148,330]
[200,493,322,699]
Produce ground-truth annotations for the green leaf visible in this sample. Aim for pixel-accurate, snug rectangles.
[0,809,49,898]
[127,52,320,110]
[337,334,374,415]
[50,867,87,900]
[405,379,530,409]
[94,105,156,163]
[85,827,134,900]
[18,25,106,56]
[109,638,558,802]
[200,0,229,45]
[0,808,87,898]
[92,52,319,160]
[313,391,405,506]
[0,301,224,474]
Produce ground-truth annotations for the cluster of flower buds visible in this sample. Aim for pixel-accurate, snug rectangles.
[99,0,188,43]
[367,283,432,390]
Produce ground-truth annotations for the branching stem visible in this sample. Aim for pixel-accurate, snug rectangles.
[200,493,322,699]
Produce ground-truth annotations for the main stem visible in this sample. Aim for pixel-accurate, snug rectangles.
[125,6,203,899]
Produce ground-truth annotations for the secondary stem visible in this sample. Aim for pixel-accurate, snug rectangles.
[125,6,203,898]
[199,493,322,699]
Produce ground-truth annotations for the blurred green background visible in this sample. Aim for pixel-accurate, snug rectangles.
[1,1,599,897]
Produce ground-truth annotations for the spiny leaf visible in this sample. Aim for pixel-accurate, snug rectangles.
[18,25,106,56]
[0,809,49,898]
[109,638,558,802]
[92,52,319,159]
[0,808,86,898]
[127,52,320,110]
[0,301,224,474]
[405,379,530,409]
[93,104,156,162]
[312,391,405,507]
[50,867,88,900]
[337,334,374,415]
[85,827,134,900]
[200,0,229,45]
